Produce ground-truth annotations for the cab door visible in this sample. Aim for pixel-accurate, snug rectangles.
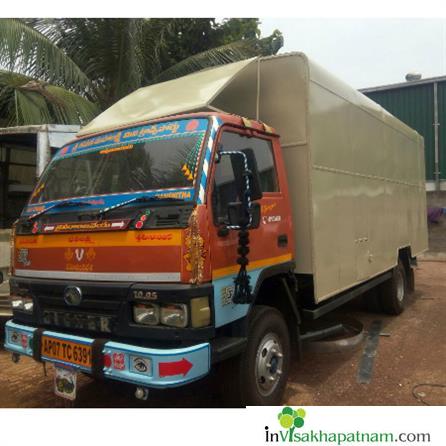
[207,127,293,328]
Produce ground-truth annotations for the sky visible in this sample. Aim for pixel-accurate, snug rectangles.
[259,18,446,89]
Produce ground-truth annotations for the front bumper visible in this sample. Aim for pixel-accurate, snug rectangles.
[9,277,215,341]
[4,320,210,388]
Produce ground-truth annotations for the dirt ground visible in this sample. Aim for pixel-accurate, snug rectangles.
[0,261,445,408]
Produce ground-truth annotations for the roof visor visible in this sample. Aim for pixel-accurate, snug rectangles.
[78,58,259,137]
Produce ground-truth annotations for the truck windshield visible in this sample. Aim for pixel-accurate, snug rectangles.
[30,119,207,204]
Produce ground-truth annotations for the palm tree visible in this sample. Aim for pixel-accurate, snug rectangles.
[0,18,283,127]
[0,19,98,126]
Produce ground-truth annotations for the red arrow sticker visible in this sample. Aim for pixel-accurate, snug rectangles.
[158,358,193,377]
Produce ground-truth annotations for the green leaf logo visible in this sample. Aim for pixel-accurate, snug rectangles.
[278,407,306,430]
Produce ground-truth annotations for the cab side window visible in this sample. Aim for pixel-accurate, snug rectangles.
[212,153,239,224]
[212,131,279,224]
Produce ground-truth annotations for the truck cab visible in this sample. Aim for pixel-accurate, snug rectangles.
[5,112,295,405]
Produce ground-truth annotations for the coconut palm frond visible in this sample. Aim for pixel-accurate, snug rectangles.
[0,70,99,126]
[139,18,178,81]
[0,18,91,92]
[0,19,282,116]
[45,84,99,125]
[29,18,150,106]
[15,89,53,125]
[154,31,284,83]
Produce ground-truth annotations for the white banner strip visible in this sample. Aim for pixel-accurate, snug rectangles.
[14,269,181,282]
[1,407,443,446]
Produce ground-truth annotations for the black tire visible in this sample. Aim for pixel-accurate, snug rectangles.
[406,265,415,292]
[379,261,407,315]
[218,305,290,406]
[361,287,382,313]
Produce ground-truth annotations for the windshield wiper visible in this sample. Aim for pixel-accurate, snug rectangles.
[96,195,184,218]
[27,200,92,222]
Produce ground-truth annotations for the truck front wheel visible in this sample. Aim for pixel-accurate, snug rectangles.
[379,261,407,315]
[219,305,290,406]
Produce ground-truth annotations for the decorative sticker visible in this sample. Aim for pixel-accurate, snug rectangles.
[184,208,206,284]
[64,247,96,272]
[42,219,130,234]
[130,356,152,375]
[261,203,277,214]
[10,331,20,345]
[262,215,282,224]
[55,119,209,160]
[112,353,126,370]
[181,131,205,182]
[99,143,134,155]
[17,249,31,267]
[221,285,235,306]
[21,334,28,349]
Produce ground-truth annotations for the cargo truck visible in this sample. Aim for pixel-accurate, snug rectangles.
[4,53,428,405]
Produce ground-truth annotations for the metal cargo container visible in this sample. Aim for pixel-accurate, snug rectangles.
[77,52,428,303]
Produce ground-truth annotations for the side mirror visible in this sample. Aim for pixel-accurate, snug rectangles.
[228,202,261,229]
[230,148,263,202]
[216,148,263,230]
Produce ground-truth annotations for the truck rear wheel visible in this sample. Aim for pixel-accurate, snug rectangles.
[379,261,407,315]
[219,305,290,406]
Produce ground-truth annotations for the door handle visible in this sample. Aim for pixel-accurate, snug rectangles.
[278,234,288,247]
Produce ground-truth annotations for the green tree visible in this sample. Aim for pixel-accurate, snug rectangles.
[0,18,283,126]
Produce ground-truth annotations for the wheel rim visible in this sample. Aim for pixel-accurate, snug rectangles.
[255,332,284,397]
[396,268,405,302]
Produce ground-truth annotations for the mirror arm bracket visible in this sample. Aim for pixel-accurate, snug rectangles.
[215,149,260,304]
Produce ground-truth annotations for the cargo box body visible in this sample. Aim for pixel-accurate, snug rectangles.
[256,53,428,302]
[212,53,427,303]
[77,52,428,303]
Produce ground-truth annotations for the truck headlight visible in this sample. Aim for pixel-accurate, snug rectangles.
[160,304,188,328]
[133,303,159,325]
[190,297,211,328]
[11,297,34,313]
[23,299,34,312]
[11,298,24,310]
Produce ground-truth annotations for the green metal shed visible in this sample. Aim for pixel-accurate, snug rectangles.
[361,76,446,191]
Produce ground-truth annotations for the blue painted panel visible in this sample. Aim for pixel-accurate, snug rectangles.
[212,268,264,327]
[4,320,36,357]
[103,341,210,388]
[23,187,195,216]
[198,116,221,204]
[4,321,211,389]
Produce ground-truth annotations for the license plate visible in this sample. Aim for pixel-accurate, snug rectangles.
[41,336,92,368]
[54,366,77,400]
